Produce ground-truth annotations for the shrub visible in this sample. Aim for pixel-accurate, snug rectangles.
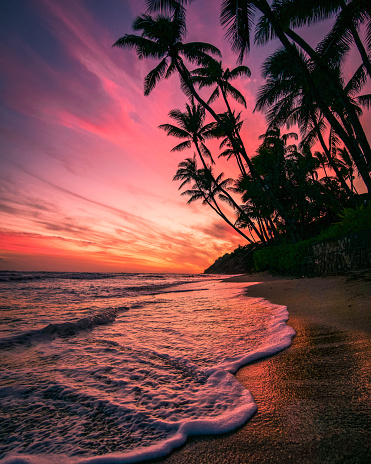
[253,205,371,275]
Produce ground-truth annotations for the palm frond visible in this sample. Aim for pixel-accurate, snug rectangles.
[165,60,177,78]
[181,189,204,204]
[200,143,215,164]
[366,18,371,52]
[113,34,165,59]
[171,140,192,152]
[181,42,222,63]
[218,148,235,160]
[356,94,371,110]
[158,123,189,138]
[228,65,251,79]
[207,87,220,104]
[254,14,276,46]
[225,83,247,107]
[337,147,354,168]
[167,108,188,127]
[144,58,169,95]
[220,0,255,64]
[344,65,367,96]
[273,0,341,29]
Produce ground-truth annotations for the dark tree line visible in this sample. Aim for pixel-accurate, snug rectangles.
[114,0,371,245]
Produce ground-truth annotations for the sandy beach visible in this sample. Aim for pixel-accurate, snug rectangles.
[148,271,371,464]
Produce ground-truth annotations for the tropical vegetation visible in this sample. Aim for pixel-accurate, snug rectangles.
[113,0,370,262]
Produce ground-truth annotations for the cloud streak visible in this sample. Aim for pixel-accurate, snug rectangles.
[4,0,331,272]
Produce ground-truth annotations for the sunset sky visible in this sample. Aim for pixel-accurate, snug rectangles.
[0,1,369,273]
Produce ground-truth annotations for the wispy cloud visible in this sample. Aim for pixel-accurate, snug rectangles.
[0,0,255,272]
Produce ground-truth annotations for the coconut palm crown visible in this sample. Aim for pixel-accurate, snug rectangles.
[113,6,221,96]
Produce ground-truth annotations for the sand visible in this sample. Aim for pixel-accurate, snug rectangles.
[148,271,371,464]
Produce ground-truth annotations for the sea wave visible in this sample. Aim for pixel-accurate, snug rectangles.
[0,271,134,282]
[0,275,296,464]
[0,306,129,350]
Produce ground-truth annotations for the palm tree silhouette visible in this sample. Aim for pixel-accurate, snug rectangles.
[113,6,221,97]
[191,59,251,109]
[220,0,371,191]
[255,45,370,194]
[161,101,266,241]
[158,100,216,167]
[237,127,347,238]
[192,58,253,176]
[174,157,256,242]
[272,0,371,78]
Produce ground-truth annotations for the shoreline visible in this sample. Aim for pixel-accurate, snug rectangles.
[224,271,371,334]
[148,271,371,463]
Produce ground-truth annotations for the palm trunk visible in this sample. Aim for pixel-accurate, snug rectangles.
[312,113,354,196]
[339,0,371,78]
[199,186,255,243]
[284,27,371,168]
[257,0,371,194]
[194,140,265,242]
[175,56,298,240]
[220,82,280,241]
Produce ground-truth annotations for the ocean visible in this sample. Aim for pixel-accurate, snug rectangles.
[0,272,295,464]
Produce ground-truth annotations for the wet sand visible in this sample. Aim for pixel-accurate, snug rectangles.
[148,272,371,464]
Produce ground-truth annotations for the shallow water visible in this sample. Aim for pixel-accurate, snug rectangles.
[0,272,295,464]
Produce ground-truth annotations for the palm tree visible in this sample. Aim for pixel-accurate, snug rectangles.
[255,45,371,193]
[219,0,371,193]
[113,6,221,97]
[174,157,256,242]
[160,101,266,241]
[158,100,216,168]
[271,0,371,78]
[191,59,251,109]
[191,58,253,176]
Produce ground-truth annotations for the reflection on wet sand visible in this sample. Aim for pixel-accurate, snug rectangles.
[236,317,371,463]
[150,316,371,464]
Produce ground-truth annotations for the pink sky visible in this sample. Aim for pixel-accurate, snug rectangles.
[0,1,369,273]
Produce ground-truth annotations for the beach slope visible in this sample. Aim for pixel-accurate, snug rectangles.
[149,272,371,464]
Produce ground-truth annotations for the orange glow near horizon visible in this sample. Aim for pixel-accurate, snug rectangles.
[0,1,369,273]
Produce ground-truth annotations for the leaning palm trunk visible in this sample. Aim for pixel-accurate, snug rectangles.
[196,179,255,243]
[193,140,266,242]
[310,112,355,197]
[217,83,280,241]
[174,57,300,241]
[257,3,371,193]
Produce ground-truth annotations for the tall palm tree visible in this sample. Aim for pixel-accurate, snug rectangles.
[113,6,221,97]
[271,0,371,77]
[161,102,266,240]
[158,100,216,168]
[200,0,368,197]
[255,45,371,193]
[191,58,252,176]
[174,157,256,242]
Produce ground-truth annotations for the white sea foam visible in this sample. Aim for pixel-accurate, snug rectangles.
[0,273,295,464]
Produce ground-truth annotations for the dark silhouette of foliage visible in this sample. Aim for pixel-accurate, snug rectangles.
[114,0,370,259]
